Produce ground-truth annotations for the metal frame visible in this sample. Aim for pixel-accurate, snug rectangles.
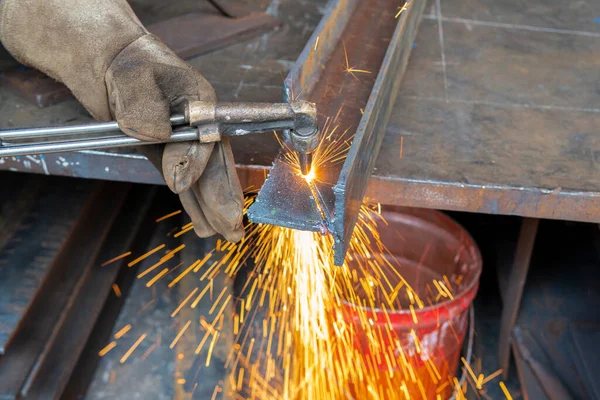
[498,218,540,378]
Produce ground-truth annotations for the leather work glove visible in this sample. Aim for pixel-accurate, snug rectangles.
[0,0,244,242]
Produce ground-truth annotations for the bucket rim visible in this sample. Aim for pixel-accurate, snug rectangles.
[340,207,483,323]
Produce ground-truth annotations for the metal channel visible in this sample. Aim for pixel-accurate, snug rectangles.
[22,186,158,399]
[0,177,94,354]
[248,0,426,265]
[0,182,130,398]
[332,0,427,265]
[247,0,360,232]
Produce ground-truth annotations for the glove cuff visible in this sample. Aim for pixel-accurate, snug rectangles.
[0,0,148,120]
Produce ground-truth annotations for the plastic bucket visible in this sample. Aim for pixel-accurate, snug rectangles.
[342,206,482,399]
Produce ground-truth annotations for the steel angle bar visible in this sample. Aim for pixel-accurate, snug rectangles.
[248,0,426,265]
[248,0,360,233]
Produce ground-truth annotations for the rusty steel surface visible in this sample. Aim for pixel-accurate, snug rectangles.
[21,186,157,399]
[331,0,427,264]
[249,0,426,264]
[147,11,280,60]
[0,8,279,109]
[3,0,597,225]
[371,0,600,223]
[0,174,94,354]
[0,181,130,399]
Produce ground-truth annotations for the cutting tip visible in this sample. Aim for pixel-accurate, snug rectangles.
[298,152,313,176]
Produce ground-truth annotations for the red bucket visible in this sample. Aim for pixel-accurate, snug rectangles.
[341,207,482,399]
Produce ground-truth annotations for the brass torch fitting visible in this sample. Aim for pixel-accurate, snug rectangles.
[289,101,320,175]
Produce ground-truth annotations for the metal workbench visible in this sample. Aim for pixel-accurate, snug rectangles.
[372,0,600,223]
[1,0,598,224]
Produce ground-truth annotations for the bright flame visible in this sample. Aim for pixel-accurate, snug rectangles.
[302,169,316,183]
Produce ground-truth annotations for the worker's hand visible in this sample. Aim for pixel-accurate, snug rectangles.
[110,36,245,242]
[0,0,244,242]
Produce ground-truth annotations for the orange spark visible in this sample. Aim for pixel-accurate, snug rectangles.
[400,136,404,158]
[499,382,513,400]
[396,2,409,18]
[174,225,194,238]
[168,260,201,288]
[343,41,372,80]
[171,287,199,317]
[98,341,116,357]
[141,342,157,360]
[112,283,122,297]
[482,369,503,384]
[120,333,147,364]
[137,255,173,279]
[101,251,131,267]
[155,210,181,222]
[114,324,131,339]
[146,268,169,287]
[170,320,192,349]
[127,244,165,267]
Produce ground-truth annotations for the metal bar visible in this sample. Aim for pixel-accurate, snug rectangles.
[215,102,295,124]
[498,218,540,379]
[0,115,186,141]
[248,0,362,233]
[512,327,573,400]
[0,177,94,354]
[248,0,426,265]
[0,128,199,157]
[283,0,360,102]
[331,0,427,264]
[0,100,316,158]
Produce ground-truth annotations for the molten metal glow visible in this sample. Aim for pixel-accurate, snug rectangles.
[301,169,316,183]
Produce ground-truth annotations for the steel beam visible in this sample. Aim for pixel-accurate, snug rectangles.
[248,0,426,264]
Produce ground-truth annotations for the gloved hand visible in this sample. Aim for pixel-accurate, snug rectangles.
[0,0,244,242]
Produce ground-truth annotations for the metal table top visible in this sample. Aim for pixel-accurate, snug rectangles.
[367,0,600,223]
[1,0,599,223]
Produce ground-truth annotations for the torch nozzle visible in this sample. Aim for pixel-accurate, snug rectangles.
[298,152,313,176]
